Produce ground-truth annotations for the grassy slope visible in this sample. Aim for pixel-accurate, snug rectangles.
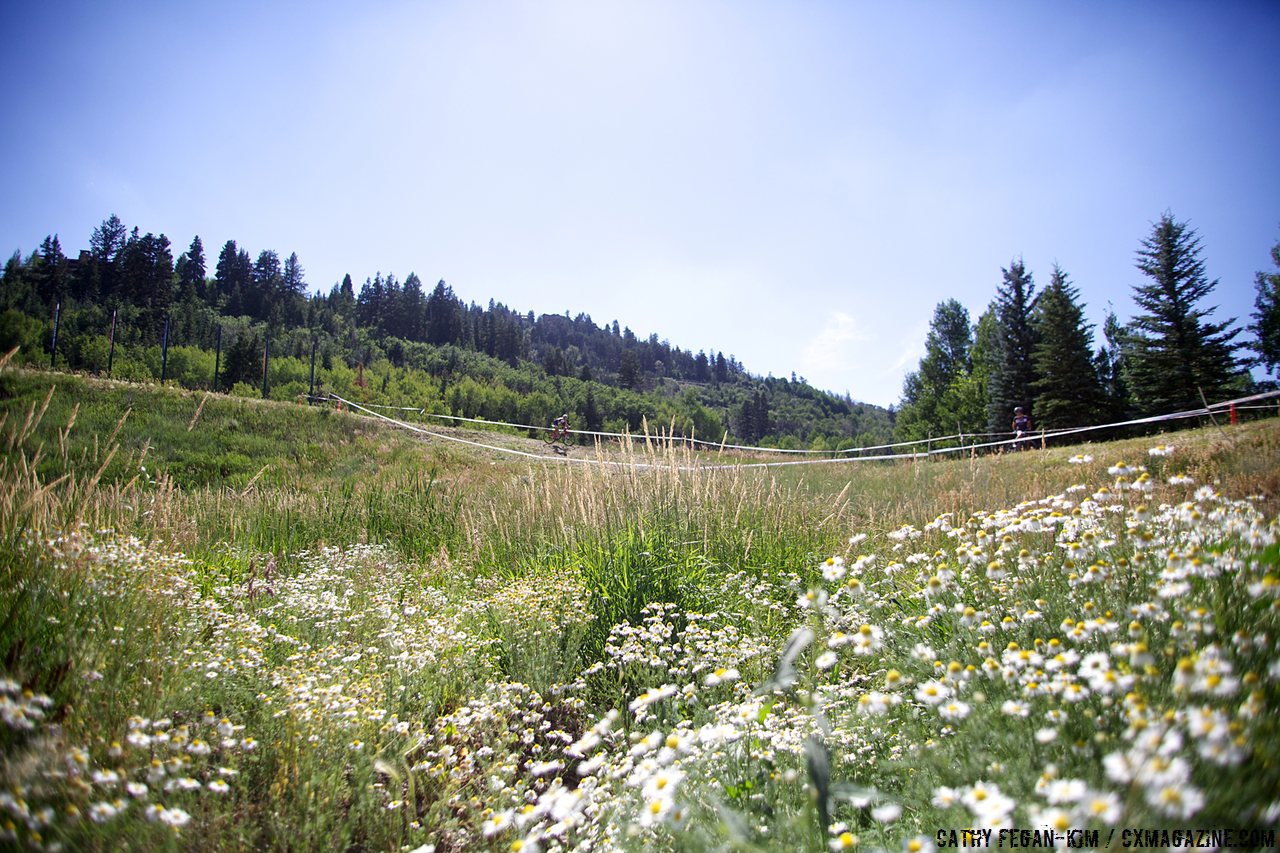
[5,367,1279,564]
[7,364,1279,672]
[4,367,1280,851]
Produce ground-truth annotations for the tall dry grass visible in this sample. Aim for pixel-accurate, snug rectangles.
[3,366,1280,851]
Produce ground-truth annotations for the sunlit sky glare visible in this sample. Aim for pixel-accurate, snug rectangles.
[2,1,1277,407]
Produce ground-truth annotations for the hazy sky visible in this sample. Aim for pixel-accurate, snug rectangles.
[2,0,1277,407]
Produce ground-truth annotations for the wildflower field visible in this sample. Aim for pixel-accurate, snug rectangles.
[2,367,1279,852]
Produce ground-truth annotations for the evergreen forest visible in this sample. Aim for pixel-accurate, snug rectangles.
[0,215,892,450]
[2,211,1277,450]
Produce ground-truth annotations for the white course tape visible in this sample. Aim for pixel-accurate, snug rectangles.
[327,387,1280,471]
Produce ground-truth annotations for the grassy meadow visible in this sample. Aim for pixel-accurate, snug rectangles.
[2,362,1279,852]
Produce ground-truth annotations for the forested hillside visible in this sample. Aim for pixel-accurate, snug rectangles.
[0,215,893,449]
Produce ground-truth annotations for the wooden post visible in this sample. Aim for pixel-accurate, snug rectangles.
[107,308,117,376]
[309,336,318,400]
[49,301,61,368]
[213,325,222,391]
[160,316,171,383]
[1197,387,1227,439]
[262,330,270,399]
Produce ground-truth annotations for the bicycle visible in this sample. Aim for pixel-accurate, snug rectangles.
[543,414,572,447]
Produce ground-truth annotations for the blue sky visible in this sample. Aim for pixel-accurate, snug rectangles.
[2,0,1277,407]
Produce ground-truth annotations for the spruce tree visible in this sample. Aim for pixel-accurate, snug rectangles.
[35,235,69,303]
[176,236,206,300]
[118,231,174,339]
[1127,213,1242,413]
[754,389,771,439]
[425,280,463,345]
[90,215,127,262]
[736,388,771,442]
[89,214,127,300]
[214,241,252,314]
[583,386,602,431]
[618,349,641,390]
[251,250,282,323]
[221,327,263,390]
[173,236,207,340]
[1250,237,1280,379]
[986,259,1040,433]
[283,252,305,296]
[1030,265,1105,428]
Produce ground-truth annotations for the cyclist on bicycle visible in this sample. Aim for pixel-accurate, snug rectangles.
[551,414,570,441]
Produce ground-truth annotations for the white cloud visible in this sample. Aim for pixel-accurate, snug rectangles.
[792,313,927,408]
[800,311,864,376]
[798,311,919,405]
[889,321,929,373]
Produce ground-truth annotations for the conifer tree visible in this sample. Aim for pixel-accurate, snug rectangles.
[1250,237,1280,379]
[276,252,306,327]
[583,386,602,431]
[736,388,771,442]
[221,327,263,390]
[35,235,69,303]
[89,214,127,300]
[118,231,174,339]
[172,236,208,339]
[618,349,641,390]
[176,236,206,300]
[1127,213,1242,412]
[90,215,127,262]
[283,252,305,296]
[252,250,282,323]
[986,259,1040,433]
[214,241,252,315]
[1030,265,1106,428]
[693,351,709,382]
[425,280,463,345]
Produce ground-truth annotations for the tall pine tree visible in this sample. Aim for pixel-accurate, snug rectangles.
[214,241,252,315]
[173,236,208,339]
[118,231,174,340]
[176,236,206,300]
[35,235,70,304]
[736,388,771,442]
[1250,237,1280,380]
[89,214,128,301]
[987,259,1040,433]
[1127,213,1242,413]
[280,252,306,326]
[1030,265,1106,428]
[251,250,282,323]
